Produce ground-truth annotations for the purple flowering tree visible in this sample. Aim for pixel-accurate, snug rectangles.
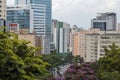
[64,62,97,80]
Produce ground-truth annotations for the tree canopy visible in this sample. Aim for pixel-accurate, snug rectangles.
[0,32,50,80]
[98,43,120,80]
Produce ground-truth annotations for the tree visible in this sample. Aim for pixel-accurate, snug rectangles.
[64,52,74,64]
[0,32,50,80]
[42,53,63,67]
[98,43,120,80]
[0,32,26,79]
[72,55,84,64]
[64,62,97,80]
[42,53,74,68]
[99,43,120,72]
[99,71,120,80]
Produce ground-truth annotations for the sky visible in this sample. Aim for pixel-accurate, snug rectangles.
[7,0,120,29]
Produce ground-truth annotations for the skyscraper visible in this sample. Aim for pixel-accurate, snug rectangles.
[15,0,52,37]
[52,20,70,53]
[7,5,46,34]
[14,0,52,54]
[91,12,117,31]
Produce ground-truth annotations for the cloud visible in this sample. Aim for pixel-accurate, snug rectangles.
[7,0,120,29]
[7,0,14,5]
[52,0,120,28]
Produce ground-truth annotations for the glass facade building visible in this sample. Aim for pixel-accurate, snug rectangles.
[93,22,106,31]
[7,9,30,29]
[30,4,46,35]
[15,0,52,54]
[7,5,46,34]
[91,13,117,31]
[15,0,52,37]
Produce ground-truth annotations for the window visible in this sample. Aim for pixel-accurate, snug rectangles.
[91,59,93,61]
[91,39,94,41]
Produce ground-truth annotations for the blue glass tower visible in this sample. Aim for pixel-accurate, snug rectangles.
[15,0,52,54]
[7,4,46,34]
[7,9,30,29]
[15,0,52,37]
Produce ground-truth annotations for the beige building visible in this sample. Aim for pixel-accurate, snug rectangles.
[0,0,6,20]
[86,33,120,62]
[8,24,43,54]
[73,28,120,62]
[18,33,43,55]
[70,25,79,52]
[118,23,120,31]
[85,34,99,62]
[18,34,36,47]
[73,29,100,60]
[73,33,79,56]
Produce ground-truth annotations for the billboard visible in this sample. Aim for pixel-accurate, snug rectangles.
[9,23,19,32]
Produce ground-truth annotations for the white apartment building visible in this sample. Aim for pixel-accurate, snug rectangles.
[85,34,99,62]
[0,0,6,20]
[118,23,120,31]
[73,28,120,62]
[73,29,100,58]
[86,32,120,62]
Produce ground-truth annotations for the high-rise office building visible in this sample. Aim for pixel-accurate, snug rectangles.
[7,5,48,54]
[7,5,46,34]
[0,0,6,20]
[91,12,117,31]
[14,0,52,54]
[15,0,52,35]
[52,20,70,53]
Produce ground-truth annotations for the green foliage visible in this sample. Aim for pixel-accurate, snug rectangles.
[42,53,74,68]
[0,26,5,32]
[64,53,74,64]
[97,43,120,80]
[99,71,120,80]
[99,43,120,72]
[42,53,63,67]
[72,55,84,64]
[0,32,50,80]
